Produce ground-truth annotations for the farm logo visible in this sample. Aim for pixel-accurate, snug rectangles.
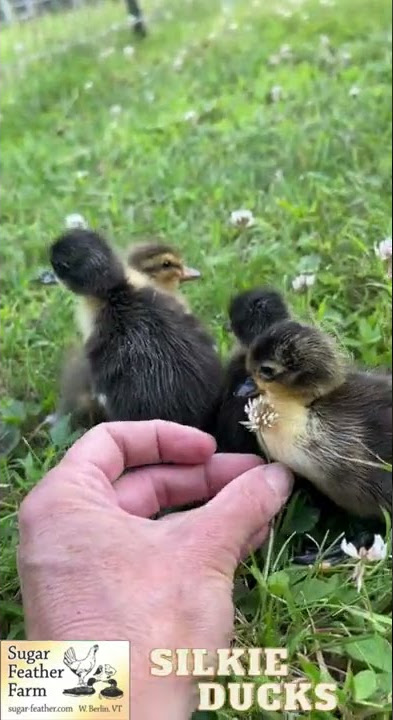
[62,644,124,699]
[0,641,130,720]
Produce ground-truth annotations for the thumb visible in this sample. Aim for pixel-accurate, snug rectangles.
[190,463,294,574]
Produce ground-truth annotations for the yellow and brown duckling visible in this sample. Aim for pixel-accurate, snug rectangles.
[124,240,201,301]
[54,238,202,429]
[227,288,392,520]
[50,229,223,430]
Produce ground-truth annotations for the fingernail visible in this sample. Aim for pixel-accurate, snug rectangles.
[263,463,294,499]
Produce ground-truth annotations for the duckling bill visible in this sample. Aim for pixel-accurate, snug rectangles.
[50,229,223,430]
[231,292,392,520]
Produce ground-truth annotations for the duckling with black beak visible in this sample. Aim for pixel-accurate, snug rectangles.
[213,287,291,454]
[236,313,392,520]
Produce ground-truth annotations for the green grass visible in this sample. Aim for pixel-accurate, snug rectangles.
[0,0,392,716]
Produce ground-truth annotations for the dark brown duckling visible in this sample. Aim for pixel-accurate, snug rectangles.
[233,296,392,521]
[99,678,124,699]
[50,229,223,429]
[54,238,202,429]
[63,677,97,696]
[214,287,291,454]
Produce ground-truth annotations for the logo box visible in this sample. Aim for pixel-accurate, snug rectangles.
[0,640,130,720]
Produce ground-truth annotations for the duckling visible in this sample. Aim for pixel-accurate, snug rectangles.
[214,287,291,453]
[54,238,201,429]
[233,293,392,520]
[50,228,223,429]
[99,678,124,699]
[63,677,98,697]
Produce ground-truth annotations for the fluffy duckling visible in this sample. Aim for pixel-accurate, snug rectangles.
[50,229,223,429]
[232,290,392,520]
[55,239,201,429]
[125,240,201,304]
[214,287,290,453]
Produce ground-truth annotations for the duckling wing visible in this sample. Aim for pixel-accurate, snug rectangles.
[309,372,392,518]
[84,287,223,430]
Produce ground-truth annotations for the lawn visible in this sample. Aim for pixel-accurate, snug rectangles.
[0,0,392,716]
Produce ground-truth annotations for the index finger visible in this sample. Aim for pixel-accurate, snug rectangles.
[61,420,217,483]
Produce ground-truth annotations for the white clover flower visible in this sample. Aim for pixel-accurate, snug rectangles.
[173,57,184,71]
[229,209,256,228]
[241,395,279,432]
[269,44,293,66]
[75,170,89,180]
[173,51,186,71]
[280,43,293,60]
[84,81,94,91]
[320,34,330,47]
[123,45,135,58]
[375,236,392,261]
[339,49,352,64]
[44,412,59,427]
[366,535,388,561]
[349,85,361,97]
[269,85,284,102]
[110,104,122,116]
[274,169,284,182]
[184,109,198,122]
[99,47,115,60]
[341,534,388,591]
[341,539,361,559]
[268,53,281,66]
[65,213,88,229]
[292,273,316,292]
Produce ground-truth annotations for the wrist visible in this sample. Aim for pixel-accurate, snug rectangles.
[132,676,196,720]
[131,645,197,720]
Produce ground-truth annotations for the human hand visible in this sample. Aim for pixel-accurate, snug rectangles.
[18,420,293,719]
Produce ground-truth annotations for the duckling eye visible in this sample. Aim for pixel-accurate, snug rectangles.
[259,365,276,379]
[162,260,172,269]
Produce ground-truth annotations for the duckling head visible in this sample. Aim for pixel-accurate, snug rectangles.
[236,320,346,403]
[127,241,201,293]
[229,286,290,346]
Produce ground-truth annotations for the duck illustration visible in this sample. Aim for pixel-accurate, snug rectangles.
[99,678,124,699]
[64,670,123,700]
[63,677,97,697]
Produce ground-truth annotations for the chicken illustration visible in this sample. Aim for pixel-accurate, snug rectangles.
[63,644,99,686]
